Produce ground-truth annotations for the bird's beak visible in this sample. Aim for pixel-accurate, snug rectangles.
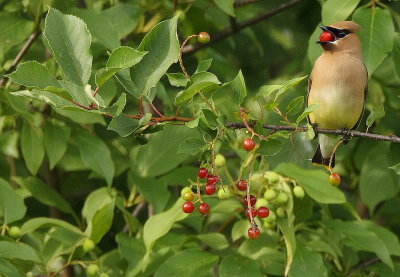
[316,25,335,44]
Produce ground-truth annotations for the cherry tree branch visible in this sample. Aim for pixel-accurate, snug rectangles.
[225,122,400,143]
[182,0,304,55]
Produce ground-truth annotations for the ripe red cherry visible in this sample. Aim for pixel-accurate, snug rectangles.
[257,206,270,218]
[319,31,334,42]
[207,175,218,185]
[182,201,194,213]
[204,184,216,195]
[329,173,341,186]
[198,203,209,214]
[198,167,208,178]
[243,195,256,207]
[243,138,255,151]
[248,227,260,239]
[246,208,257,218]
[237,180,247,191]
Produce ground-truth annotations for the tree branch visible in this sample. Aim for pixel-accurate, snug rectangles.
[234,0,263,7]
[182,0,304,55]
[226,122,400,143]
[347,257,379,276]
[0,30,41,88]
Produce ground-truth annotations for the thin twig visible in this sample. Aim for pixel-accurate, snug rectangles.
[0,30,41,88]
[179,34,198,78]
[182,0,303,55]
[225,122,400,143]
[347,257,379,276]
[234,0,263,7]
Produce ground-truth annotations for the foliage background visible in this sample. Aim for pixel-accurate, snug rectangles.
[0,0,400,276]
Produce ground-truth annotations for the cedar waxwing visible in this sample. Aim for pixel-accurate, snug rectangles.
[307,21,368,167]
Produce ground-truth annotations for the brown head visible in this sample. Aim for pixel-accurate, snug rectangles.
[317,21,362,57]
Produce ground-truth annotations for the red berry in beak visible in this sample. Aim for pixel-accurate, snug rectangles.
[319,31,334,42]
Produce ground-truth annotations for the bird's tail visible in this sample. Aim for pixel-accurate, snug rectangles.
[312,143,335,167]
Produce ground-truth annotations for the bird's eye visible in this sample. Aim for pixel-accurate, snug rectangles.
[337,29,350,38]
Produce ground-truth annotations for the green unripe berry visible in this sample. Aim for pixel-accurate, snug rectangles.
[100,273,110,277]
[182,191,194,201]
[293,186,305,199]
[264,189,276,201]
[214,154,226,167]
[82,239,95,252]
[275,192,288,205]
[264,171,280,184]
[86,264,99,276]
[276,207,286,218]
[249,172,266,187]
[263,221,274,229]
[198,32,210,44]
[181,187,192,198]
[217,188,231,199]
[26,273,33,277]
[264,210,276,223]
[255,198,268,209]
[8,226,21,238]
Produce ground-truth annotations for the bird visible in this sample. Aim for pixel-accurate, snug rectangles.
[307,21,368,168]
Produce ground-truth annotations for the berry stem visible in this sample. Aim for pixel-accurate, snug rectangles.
[328,139,345,172]
[179,34,199,79]
[239,108,268,142]
[246,155,257,227]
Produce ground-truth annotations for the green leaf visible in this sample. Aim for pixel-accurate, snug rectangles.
[231,219,249,241]
[103,3,143,39]
[0,260,23,277]
[82,187,115,243]
[214,0,235,16]
[0,13,34,51]
[44,7,92,86]
[107,114,139,137]
[134,125,196,177]
[99,93,126,116]
[220,254,263,277]
[130,17,180,99]
[289,245,328,277]
[257,139,283,156]
[275,163,346,204]
[275,76,307,100]
[231,70,247,105]
[21,217,83,235]
[76,134,115,186]
[366,104,385,127]
[360,144,398,212]
[174,72,221,106]
[0,241,41,263]
[390,163,400,175]
[16,177,74,215]
[393,35,400,79]
[258,85,283,97]
[21,122,45,175]
[155,248,218,277]
[195,58,213,73]
[166,73,189,87]
[325,219,393,269]
[44,121,71,169]
[70,8,120,50]
[96,47,147,88]
[143,199,189,252]
[296,104,319,125]
[322,0,361,25]
[0,178,26,224]
[353,7,394,75]
[196,233,229,250]
[307,25,323,64]
[286,96,304,115]
[278,218,296,277]
[211,199,242,213]
[178,137,207,155]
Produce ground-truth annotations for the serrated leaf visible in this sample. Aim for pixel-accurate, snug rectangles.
[296,104,319,125]
[76,135,115,186]
[257,139,283,156]
[44,7,92,86]
[44,121,70,169]
[289,245,328,277]
[195,58,213,73]
[99,93,126,116]
[130,17,180,99]
[166,73,189,87]
[231,70,247,105]
[353,7,394,75]
[178,137,206,155]
[322,0,361,25]
[21,122,44,175]
[286,96,304,115]
[366,104,385,127]
[108,114,139,137]
[0,178,26,225]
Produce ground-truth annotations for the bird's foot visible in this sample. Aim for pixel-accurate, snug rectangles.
[341,128,353,143]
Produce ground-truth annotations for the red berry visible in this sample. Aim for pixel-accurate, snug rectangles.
[242,138,255,151]
[319,31,334,42]
[246,208,257,218]
[198,167,208,178]
[198,203,209,214]
[257,206,270,218]
[248,227,260,239]
[204,184,216,195]
[207,175,218,185]
[243,195,256,207]
[329,173,341,186]
[182,201,194,213]
[198,32,210,44]
[237,180,247,191]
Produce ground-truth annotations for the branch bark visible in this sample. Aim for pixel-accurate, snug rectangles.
[0,30,41,88]
[182,0,304,55]
[225,122,400,143]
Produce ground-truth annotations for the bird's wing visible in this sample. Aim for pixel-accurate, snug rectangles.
[306,75,313,125]
[351,64,368,130]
